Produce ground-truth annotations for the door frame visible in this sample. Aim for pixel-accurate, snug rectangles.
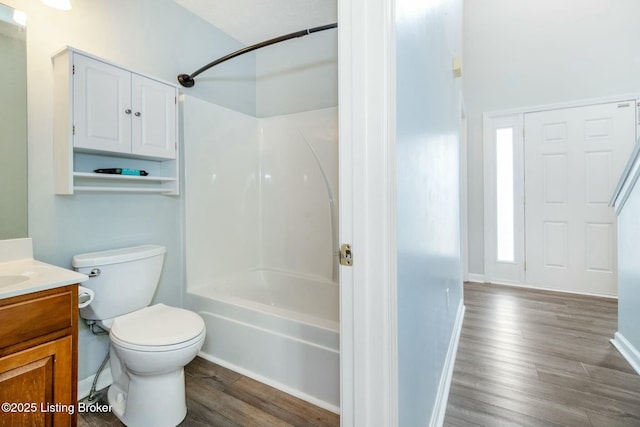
[460,94,470,282]
[338,0,398,425]
[483,93,640,288]
[483,112,525,285]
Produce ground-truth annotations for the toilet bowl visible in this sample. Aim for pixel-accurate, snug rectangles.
[73,245,206,427]
[107,304,205,427]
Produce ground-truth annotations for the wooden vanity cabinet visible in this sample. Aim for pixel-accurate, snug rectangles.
[0,285,78,427]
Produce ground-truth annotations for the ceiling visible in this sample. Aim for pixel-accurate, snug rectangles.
[174,0,337,45]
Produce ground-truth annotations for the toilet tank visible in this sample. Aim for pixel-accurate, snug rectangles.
[73,245,166,321]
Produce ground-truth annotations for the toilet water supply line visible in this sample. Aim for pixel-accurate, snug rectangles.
[177,23,338,88]
[82,319,110,403]
[86,352,110,404]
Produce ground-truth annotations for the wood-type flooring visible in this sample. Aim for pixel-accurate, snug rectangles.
[78,357,339,427]
[444,282,640,427]
[80,281,640,426]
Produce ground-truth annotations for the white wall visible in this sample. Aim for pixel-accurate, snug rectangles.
[396,0,464,424]
[2,0,255,383]
[464,0,640,275]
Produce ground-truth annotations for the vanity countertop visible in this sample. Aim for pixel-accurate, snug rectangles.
[0,258,88,300]
[0,238,88,300]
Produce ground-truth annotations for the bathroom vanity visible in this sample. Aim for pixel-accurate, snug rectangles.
[0,239,87,427]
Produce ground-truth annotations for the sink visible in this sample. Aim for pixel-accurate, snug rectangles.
[0,275,29,288]
[0,239,88,299]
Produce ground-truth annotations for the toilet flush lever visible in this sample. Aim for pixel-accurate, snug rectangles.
[88,268,101,278]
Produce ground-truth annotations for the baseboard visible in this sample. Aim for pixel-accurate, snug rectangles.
[429,301,465,427]
[486,280,618,300]
[467,273,485,283]
[197,351,340,415]
[611,332,640,375]
[78,366,113,400]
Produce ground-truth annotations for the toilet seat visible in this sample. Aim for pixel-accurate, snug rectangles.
[111,329,205,353]
[110,303,205,352]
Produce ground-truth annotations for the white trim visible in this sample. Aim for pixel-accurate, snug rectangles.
[338,0,398,425]
[611,332,640,375]
[52,46,179,89]
[467,273,486,283]
[483,113,525,285]
[460,95,469,282]
[338,0,355,420]
[78,366,113,401]
[482,280,618,300]
[197,352,341,414]
[429,301,465,427]
[484,92,640,117]
[482,114,492,283]
[483,93,640,289]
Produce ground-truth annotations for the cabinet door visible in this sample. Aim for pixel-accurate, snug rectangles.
[0,336,74,427]
[131,74,177,159]
[73,54,132,154]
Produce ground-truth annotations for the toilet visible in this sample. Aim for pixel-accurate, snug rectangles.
[73,245,205,427]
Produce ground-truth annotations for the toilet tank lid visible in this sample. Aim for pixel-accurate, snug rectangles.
[72,245,166,268]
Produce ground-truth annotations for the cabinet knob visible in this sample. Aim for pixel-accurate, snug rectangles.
[135,112,141,117]
[125,109,132,114]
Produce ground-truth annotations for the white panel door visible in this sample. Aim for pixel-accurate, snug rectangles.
[524,101,636,295]
[73,54,132,154]
[131,74,176,159]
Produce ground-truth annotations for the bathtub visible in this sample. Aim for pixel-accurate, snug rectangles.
[184,269,340,413]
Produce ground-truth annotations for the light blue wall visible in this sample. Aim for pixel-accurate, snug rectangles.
[617,183,640,355]
[2,0,255,382]
[256,30,337,117]
[396,0,464,424]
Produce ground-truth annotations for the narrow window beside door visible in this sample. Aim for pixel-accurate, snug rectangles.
[496,127,515,262]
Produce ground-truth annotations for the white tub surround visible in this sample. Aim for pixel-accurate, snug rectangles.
[183,97,339,286]
[610,139,640,375]
[0,238,88,299]
[183,97,339,411]
[186,269,339,412]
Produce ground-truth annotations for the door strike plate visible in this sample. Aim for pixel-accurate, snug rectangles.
[340,244,353,266]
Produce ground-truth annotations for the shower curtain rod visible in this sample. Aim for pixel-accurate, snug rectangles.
[177,23,338,88]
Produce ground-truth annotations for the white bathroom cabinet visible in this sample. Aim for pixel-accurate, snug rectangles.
[53,47,179,195]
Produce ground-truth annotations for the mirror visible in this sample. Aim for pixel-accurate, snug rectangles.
[0,3,27,239]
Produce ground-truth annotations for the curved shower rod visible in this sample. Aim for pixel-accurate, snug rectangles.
[177,23,338,88]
